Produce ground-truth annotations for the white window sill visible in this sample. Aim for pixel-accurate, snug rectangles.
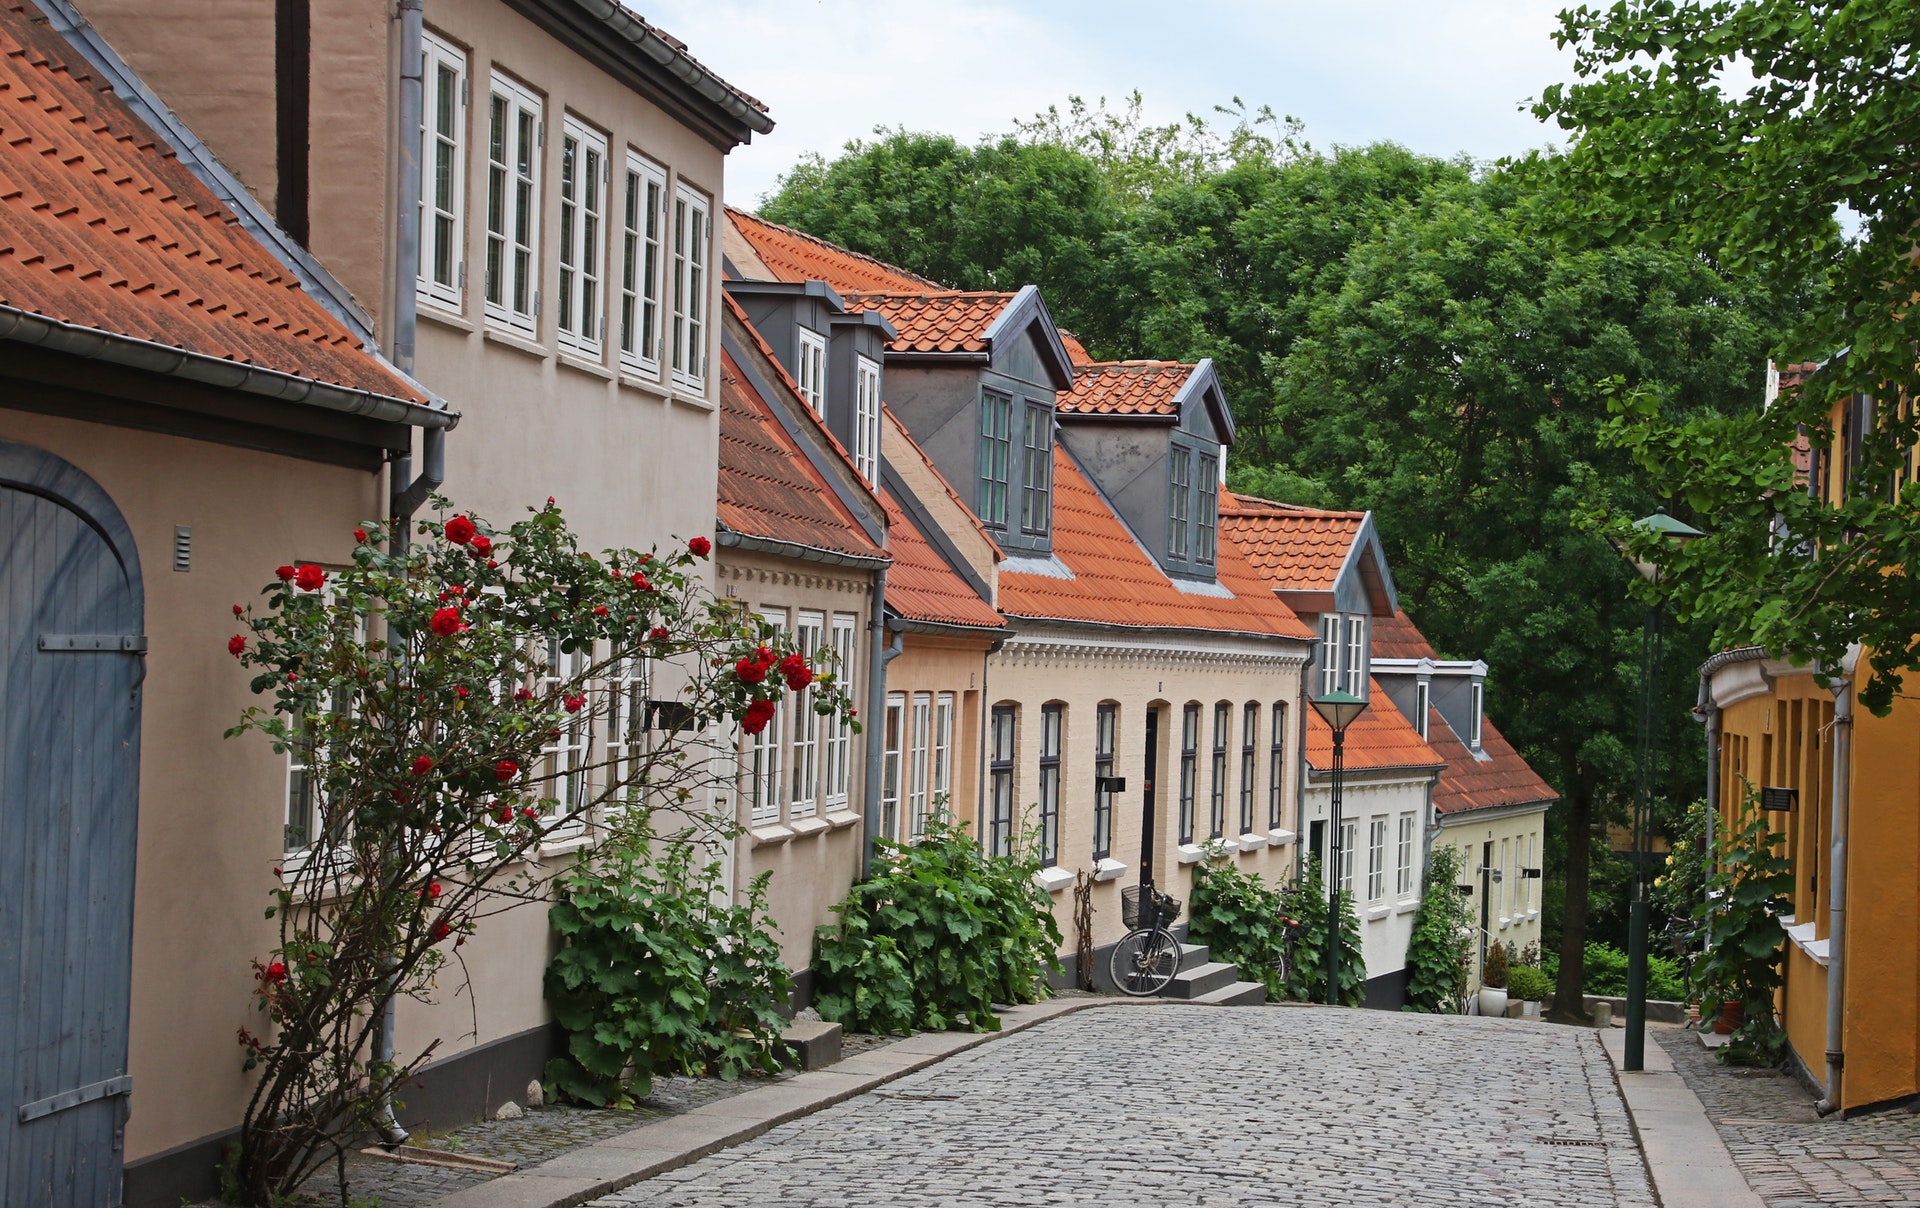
[418,303,474,333]
[482,326,549,361]
[1784,919,1828,966]
[1036,866,1076,894]
[1395,900,1421,915]
[1525,909,1539,921]
[1176,843,1207,865]
[618,369,668,400]
[823,809,861,830]
[790,815,830,839]
[670,382,714,411]
[1497,916,1511,930]
[557,350,615,381]
[1092,857,1127,883]
[1212,837,1240,853]
[1266,828,1296,846]
[748,823,793,848]
[1235,833,1268,853]
[538,825,593,860]
[1366,905,1390,921]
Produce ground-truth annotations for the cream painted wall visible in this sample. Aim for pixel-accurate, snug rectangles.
[1301,771,1434,986]
[1436,804,1550,992]
[884,635,991,840]
[987,624,1308,952]
[0,412,380,1162]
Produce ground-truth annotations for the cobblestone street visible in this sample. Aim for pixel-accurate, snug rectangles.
[1657,1028,1920,1206]
[590,1005,1652,1208]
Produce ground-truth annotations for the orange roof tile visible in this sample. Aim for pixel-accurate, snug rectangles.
[1059,360,1193,418]
[882,488,1003,630]
[1057,330,1093,365]
[1425,711,1559,814]
[0,4,424,404]
[727,207,940,292]
[839,290,1013,355]
[1218,491,1366,593]
[1371,609,1440,661]
[996,446,1311,639]
[717,347,885,563]
[1305,679,1444,773]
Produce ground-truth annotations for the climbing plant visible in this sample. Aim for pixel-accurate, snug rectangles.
[1403,845,1473,1013]
[1694,804,1793,1066]
[1275,854,1365,1006]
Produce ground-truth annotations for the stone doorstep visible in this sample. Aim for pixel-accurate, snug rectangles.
[1599,1026,1766,1208]
[781,1018,842,1071]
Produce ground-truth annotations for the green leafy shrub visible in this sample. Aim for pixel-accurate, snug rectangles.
[1187,850,1287,997]
[1275,855,1364,1006]
[813,817,1062,1034]
[1403,845,1472,1013]
[1506,965,1552,1002]
[1695,807,1792,1066]
[1543,942,1685,1002]
[544,833,792,1106]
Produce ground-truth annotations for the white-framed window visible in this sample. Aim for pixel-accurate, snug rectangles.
[1415,680,1430,739]
[1037,702,1062,867]
[618,152,666,376]
[416,31,466,310]
[1396,812,1415,898]
[1339,820,1356,894]
[748,611,786,825]
[285,712,320,853]
[796,328,827,416]
[1268,700,1288,829]
[1197,453,1218,565]
[556,117,607,357]
[1470,681,1484,748]
[606,654,649,801]
[908,692,932,839]
[933,692,954,810]
[790,611,823,819]
[1178,702,1199,844]
[1093,702,1117,859]
[1168,446,1191,561]
[1499,836,1511,922]
[979,389,1011,528]
[1367,817,1386,902]
[823,613,856,809]
[1209,701,1228,840]
[882,693,905,841]
[1318,614,1341,696]
[1343,614,1367,697]
[1519,834,1531,914]
[1020,403,1052,535]
[854,354,882,481]
[670,183,710,390]
[484,73,541,334]
[540,637,592,820]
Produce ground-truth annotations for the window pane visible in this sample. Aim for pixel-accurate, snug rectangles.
[1168,447,1191,560]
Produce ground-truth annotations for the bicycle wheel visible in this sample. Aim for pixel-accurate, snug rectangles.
[1108,926,1180,996]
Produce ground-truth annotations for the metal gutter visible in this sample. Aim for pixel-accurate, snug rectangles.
[715,525,890,571]
[0,305,455,430]
[1698,645,1770,678]
[862,584,902,879]
[1817,665,1855,1116]
[883,612,1007,639]
[569,0,774,136]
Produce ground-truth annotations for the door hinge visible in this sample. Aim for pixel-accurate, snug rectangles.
[40,634,147,653]
[19,1074,132,1123]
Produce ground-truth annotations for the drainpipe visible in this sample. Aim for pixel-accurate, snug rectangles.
[859,576,898,879]
[1815,670,1854,1116]
[373,0,428,1148]
[1696,679,1719,875]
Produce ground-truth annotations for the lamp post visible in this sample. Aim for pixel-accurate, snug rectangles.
[1311,689,1369,1007]
[1619,508,1703,1072]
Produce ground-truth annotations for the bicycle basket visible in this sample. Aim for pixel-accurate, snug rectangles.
[1122,886,1183,929]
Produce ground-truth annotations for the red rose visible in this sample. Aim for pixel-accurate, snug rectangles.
[426,881,442,900]
[432,921,452,941]
[430,606,466,637]
[547,496,556,505]
[294,564,325,592]
[410,755,434,776]
[275,565,296,582]
[563,693,585,714]
[353,528,368,543]
[443,515,476,545]
[470,535,493,558]
[513,686,534,702]
[232,604,243,616]
[735,656,768,685]
[593,605,609,617]
[496,805,513,823]
[487,559,499,569]
[781,653,813,691]
[286,672,298,683]
[630,573,652,591]
[650,627,670,641]
[689,536,711,557]
[455,686,469,699]
[228,634,247,658]
[638,553,654,565]
[265,961,288,984]
[494,760,519,782]
[742,697,777,735]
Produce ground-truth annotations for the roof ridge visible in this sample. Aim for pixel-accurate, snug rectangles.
[725,206,943,289]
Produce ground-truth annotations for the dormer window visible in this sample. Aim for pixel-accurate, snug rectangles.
[1415,680,1430,739]
[796,328,826,416]
[1021,404,1052,535]
[979,389,1012,529]
[1344,615,1367,696]
[1470,681,1484,748]
[1319,614,1340,696]
[853,354,881,482]
[1318,612,1369,698]
[1168,446,1191,561]
[1196,453,1218,566]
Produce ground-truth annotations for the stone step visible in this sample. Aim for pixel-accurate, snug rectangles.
[1165,960,1240,999]
[1191,980,1268,1006]
[1176,943,1211,972]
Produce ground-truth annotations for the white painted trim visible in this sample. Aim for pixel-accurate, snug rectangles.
[1036,866,1076,894]
[1092,857,1127,882]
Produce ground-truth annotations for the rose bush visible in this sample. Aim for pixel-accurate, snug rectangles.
[225,497,856,1204]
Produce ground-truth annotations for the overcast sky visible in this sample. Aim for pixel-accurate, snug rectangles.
[642,0,1582,208]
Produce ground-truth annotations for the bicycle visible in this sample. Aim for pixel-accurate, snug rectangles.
[1109,884,1183,996]
[1271,913,1304,990]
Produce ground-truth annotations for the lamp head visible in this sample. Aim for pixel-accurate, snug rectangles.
[1619,508,1705,584]
[1310,689,1369,734]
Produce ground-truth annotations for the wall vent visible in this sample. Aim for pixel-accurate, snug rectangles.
[172,525,192,572]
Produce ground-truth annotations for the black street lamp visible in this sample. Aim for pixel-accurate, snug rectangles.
[1618,508,1703,1072]
[1311,688,1369,1006]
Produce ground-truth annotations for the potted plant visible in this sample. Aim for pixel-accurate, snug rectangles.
[1506,963,1551,1017]
[1478,943,1510,1018]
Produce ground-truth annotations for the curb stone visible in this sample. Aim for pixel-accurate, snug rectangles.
[1600,1024,1765,1208]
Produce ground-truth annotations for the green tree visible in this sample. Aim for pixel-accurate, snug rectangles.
[1532,0,1920,714]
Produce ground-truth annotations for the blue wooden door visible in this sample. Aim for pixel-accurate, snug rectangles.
[0,460,143,1208]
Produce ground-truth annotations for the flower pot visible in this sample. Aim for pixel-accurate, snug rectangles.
[1713,999,1744,1035]
[1478,987,1508,1018]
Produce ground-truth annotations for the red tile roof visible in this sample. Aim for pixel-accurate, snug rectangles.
[1058,330,1093,365]
[996,446,1312,639]
[717,346,885,562]
[1059,361,1193,418]
[0,4,425,404]
[839,290,1013,355]
[882,488,1003,630]
[1218,491,1366,593]
[1425,711,1559,814]
[1305,679,1444,773]
[1371,609,1440,661]
[727,208,940,292]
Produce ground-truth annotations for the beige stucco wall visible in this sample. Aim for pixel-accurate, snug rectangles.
[1436,803,1549,991]
[1301,771,1434,985]
[881,634,991,839]
[0,413,380,1163]
[987,625,1308,952]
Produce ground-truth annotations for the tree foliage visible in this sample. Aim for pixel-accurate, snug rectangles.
[1533,0,1920,713]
